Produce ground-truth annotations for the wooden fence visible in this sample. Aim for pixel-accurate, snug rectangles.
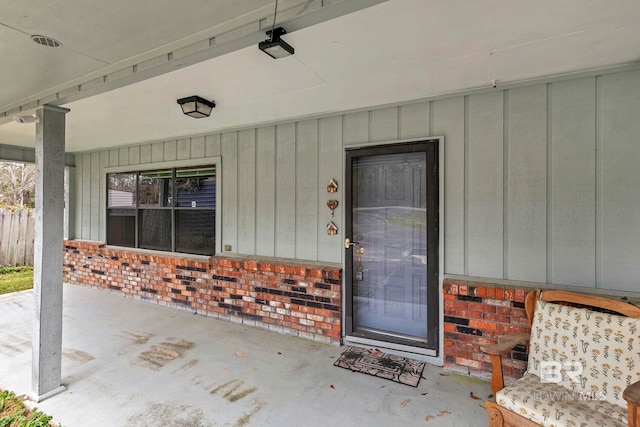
[0,208,34,266]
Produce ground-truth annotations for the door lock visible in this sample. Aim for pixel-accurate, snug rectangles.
[344,238,360,249]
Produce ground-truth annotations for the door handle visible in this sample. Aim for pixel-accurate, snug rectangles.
[344,238,360,249]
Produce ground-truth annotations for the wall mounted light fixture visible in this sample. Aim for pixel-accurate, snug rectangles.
[177,96,215,118]
[13,114,39,124]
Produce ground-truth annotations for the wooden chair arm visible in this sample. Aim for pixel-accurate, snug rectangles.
[480,332,530,396]
[624,380,640,427]
[480,332,530,356]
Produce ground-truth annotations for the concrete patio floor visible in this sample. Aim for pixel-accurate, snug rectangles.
[0,284,491,426]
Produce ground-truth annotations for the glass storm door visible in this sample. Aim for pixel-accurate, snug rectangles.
[345,141,438,353]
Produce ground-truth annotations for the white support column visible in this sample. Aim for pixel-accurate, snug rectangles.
[31,105,70,402]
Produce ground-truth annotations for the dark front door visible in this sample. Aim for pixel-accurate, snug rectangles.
[345,140,438,353]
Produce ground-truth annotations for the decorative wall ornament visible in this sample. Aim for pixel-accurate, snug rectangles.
[327,178,338,193]
[327,221,338,235]
[327,200,338,217]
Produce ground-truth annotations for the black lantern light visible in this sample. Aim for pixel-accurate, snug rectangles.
[177,96,215,119]
[259,27,294,59]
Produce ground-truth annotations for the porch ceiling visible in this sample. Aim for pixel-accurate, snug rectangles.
[1,0,639,153]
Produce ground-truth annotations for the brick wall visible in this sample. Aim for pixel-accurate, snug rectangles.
[63,240,342,345]
[443,278,530,383]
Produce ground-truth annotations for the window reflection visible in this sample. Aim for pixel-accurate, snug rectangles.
[138,170,172,207]
[107,173,136,208]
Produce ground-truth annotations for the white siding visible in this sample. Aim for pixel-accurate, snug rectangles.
[275,123,297,258]
[370,107,398,143]
[221,132,238,252]
[550,78,596,286]
[399,102,429,140]
[600,71,640,291]
[432,98,464,275]
[255,126,276,256]
[507,85,547,282]
[295,120,319,261]
[467,92,504,278]
[237,129,256,254]
[163,140,177,162]
[90,152,100,241]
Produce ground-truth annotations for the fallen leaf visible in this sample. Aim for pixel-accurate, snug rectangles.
[380,385,385,389]
[469,392,481,400]
[439,373,449,376]
[400,398,411,408]
[421,392,428,396]
[235,351,247,358]
[330,385,335,389]
[277,352,282,355]
[425,409,451,422]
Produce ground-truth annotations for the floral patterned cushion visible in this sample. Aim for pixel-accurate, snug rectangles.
[496,372,627,427]
[527,300,640,409]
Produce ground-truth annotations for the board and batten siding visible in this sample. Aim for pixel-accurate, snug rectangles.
[72,68,640,292]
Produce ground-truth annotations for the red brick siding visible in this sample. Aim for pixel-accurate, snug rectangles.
[443,278,530,383]
[63,240,341,345]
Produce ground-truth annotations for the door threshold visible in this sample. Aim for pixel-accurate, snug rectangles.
[344,335,437,358]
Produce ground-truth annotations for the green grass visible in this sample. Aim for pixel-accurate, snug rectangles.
[0,267,33,295]
[384,210,426,229]
[0,389,59,427]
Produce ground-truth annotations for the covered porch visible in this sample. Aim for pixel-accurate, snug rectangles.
[0,284,491,426]
[1,0,640,421]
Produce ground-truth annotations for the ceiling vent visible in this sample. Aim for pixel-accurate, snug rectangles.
[31,35,62,48]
